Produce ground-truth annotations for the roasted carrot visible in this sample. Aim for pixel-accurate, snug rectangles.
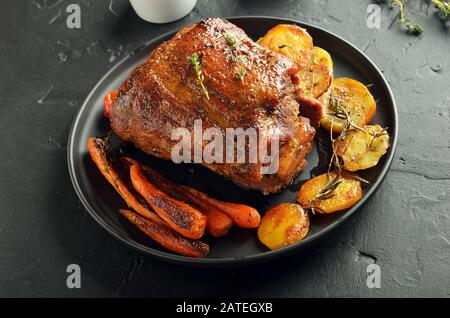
[187,201,233,237]
[130,164,207,239]
[87,137,161,224]
[87,137,209,256]
[119,209,209,257]
[122,157,233,238]
[182,186,261,228]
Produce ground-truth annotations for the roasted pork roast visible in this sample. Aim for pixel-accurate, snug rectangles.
[108,18,321,193]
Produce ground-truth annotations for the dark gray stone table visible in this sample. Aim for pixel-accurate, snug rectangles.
[1,0,449,297]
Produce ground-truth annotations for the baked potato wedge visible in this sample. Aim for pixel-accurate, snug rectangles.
[258,203,309,250]
[297,46,333,98]
[257,24,313,68]
[320,78,377,133]
[297,172,362,214]
[334,125,390,171]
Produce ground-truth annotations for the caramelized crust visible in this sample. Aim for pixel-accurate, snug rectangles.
[110,18,317,193]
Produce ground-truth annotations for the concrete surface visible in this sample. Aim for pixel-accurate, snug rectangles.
[0,0,449,297]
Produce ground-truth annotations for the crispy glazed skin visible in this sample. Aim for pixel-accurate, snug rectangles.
[109,18,318,193]
[130,164,207,239]
[122,157,233,237]
[120,209,209,257]
[87,137,209,257]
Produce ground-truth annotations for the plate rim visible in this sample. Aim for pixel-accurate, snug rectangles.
[67,15,398,266]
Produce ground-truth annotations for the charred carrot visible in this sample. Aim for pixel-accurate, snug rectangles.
[182,186,261,228]
[122,157,233,238]
[87,137,208,256]
[130,164,207,239]
[87,137,160,224]
[119,209,209,257]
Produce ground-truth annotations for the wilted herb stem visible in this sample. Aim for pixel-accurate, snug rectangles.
[314,174,342,201]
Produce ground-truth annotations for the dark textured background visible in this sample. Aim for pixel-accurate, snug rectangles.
[0,0,449,297]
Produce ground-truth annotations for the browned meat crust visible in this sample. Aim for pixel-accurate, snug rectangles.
[110,18,317,193]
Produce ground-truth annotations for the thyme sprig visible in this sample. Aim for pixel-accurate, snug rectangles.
[350,173,371,185]
[224,33,238,50]
[224,33,239,62]
[328,90,372,183]
[380,0,450,35]
[431,0,450,17]
[188,53,210,100]
[314,174,343,201]
[223,33,248,84]
[367,127,389,150]
[328,114,342,174]
[391,0,423,34]
[308,90,372,210]
[236,68,247,83]
[306,173,342,215]
[328,90,366,134]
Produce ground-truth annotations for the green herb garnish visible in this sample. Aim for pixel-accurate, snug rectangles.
[314,174,343,202]
[188,53,210,100]
[391,0,423,35]
[431,0,450,17]
[236,68,247,83]
[328,91,366,133]
[224,33,245,63]
[224,33,237,50]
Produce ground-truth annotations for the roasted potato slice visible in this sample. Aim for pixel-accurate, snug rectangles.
[320,78,377,133]
[297,46,333,98]
[258,203,309,250]
[257,24,313,68]
[311,46,333,70]
[297,172,362,214]
[334,125,390,171]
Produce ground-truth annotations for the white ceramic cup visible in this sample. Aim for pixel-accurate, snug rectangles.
[129,0,197,24]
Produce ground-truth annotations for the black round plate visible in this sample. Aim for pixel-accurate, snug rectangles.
[68,16,397,266]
